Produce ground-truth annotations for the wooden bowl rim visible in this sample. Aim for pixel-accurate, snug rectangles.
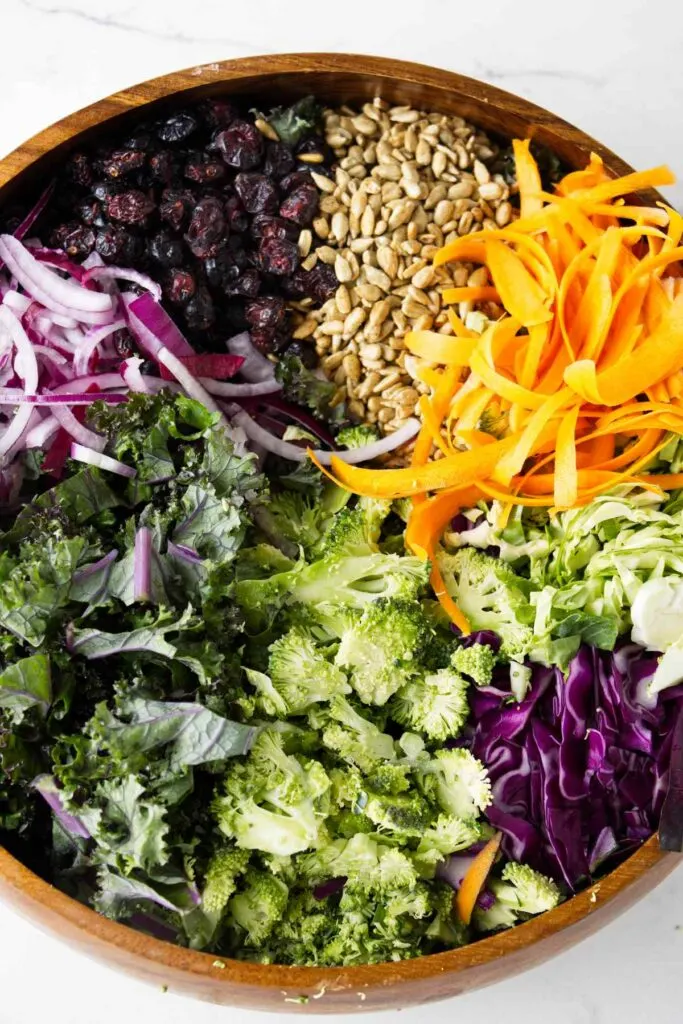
[0,52,675,994]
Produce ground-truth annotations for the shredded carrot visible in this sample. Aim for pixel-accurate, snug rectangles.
[455,833,503,925]
[307,148,683,630]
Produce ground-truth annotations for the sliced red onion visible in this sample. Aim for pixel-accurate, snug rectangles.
[31,248,88,282]
[121,357,150,394]
[25,415,60,448]
[262,395,335,447]
[201,378,281,397]
[134,526,153,602]
[82,252,105,271]
[73,318,126,376]
[53,373,125,394]
[126,292,194,359]
[156,346,225,421]
[2,291,31,315]
[83,266,162,301]
[0,389,126,406]
[0,305,38,393]
[52,404,106,452]
[0,235,114,321]
[70,442,136,478]
[226,332,275,382]
[321,418,421,465]
[12,182,56,243]
[33,345,68,367]
[229,407,308,461]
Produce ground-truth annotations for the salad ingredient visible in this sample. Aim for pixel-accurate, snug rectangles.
[296,101,507,432]
[472,861,561,932]
[470,643,683,886]
[455,831,502,924]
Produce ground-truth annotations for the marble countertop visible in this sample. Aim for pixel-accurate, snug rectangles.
[1,1,682,1021]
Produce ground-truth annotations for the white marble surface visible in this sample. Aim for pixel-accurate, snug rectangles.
[1,0,683,1021]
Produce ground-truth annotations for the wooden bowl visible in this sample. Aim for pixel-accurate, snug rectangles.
[0,53,678,1013]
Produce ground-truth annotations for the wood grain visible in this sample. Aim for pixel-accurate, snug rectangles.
[0,52,677,1013]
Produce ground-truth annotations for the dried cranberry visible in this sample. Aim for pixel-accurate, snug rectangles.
[66,153,93,187]
[258,236,299,276]
[286,263,337,303]
[184,158,226,184]
[214,120,264,170]
[249,215,288,242]
[225,269,261,298]
[157,112,198,143]
[103,149,146,178]
[245,296,287,336]
[159,188,194,231]
[185,197,226,258]
[165,268,196,305]
[279,170,313,195]
[204,250,235,289]
[92,180,122,202]
[75,197,102,225]
[63,226,95,258]
[200,99,237,129]
[280,182,318,227]
[224,234,249,269]
[234,172,279,214]
[113,328,135,358]
[148,230,184,267]
[95,226,134,262]
[48,222,78,249]
[264,142,295,180]
[184,286,215,330]
[149,151,177,184]
[107,190,155,224]
[224,195,248,234]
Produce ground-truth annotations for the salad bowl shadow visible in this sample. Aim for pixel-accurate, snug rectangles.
[0,53,678,1013]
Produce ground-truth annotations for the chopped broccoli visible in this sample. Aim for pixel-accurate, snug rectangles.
[202,846,250,915]
[415,814,483,875]
[336,424,380,450]
[252,490,337,558]
[416,749,492,820]
[266,626,351,713]
[301,832,418,892]
[316,695,396,772]
[214,727,331,856]
[228,868,289,945]
[390,668,470,741]
[451,643,497,686]
[437,547,535,661]
[318,498,392,559]
[363,785,432,840]
[335,599,433,706]
[473,861,562,932]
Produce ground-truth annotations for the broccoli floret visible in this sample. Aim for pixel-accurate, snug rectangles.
[328,764,365,808]
[202,846,251,915]
[316,695,396,772]
[451,643,497,686]
[319,883,426,966]
[473,861,562,933]
[214,727,330,856]
[414,814,483,876]
[335,599,433,706]
[301,833,418,892]
[336,424,380,450]
[437,547,535,661]
[390,668,470,741]
[252,490,336,557]
[318,498,392,559]
[266,626,351,714]
[425,882,469,946]
[363,784,432,841]
[228,868,289,945]
[416,749,493,820]
[271,889,337,965]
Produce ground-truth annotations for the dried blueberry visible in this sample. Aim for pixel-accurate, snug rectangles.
[214,120,264,170]
[66,153,93,187]
[184,158,226,184]
[95,226,139,263]
[103,149,146,178]
[219,196,245,235]
[184,286,215,330]
[157,112,198,143]
[112,328,135,358]
[148,230,185,267]
[159,188,195,231]
[123,130,153,152]
[107,190,155,224]
[234,172,279,214]
[185,196,225,258]
[264,142,295,180]
[258,235,299,276]
[63,226,95,258]
[204,249,236,289]
[165,268,196,305]
[280,182,318,227]
[92,180,123,202]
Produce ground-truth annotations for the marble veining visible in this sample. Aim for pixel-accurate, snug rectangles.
[1,1,682,1021]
